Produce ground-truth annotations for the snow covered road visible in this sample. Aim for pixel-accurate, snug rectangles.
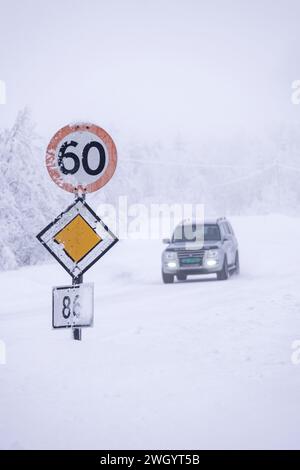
[1,215,300,449]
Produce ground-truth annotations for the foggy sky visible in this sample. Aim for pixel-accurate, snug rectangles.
[1,0,300,145]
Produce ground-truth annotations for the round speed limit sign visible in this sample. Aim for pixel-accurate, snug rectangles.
[46,123,117,193]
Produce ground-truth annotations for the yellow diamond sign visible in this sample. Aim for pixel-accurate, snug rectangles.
[36,198,118,279]
[54,214,102,263]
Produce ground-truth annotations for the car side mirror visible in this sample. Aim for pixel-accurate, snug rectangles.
[163,238,171,244]
[223,236,229,242]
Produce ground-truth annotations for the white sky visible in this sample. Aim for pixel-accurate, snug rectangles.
[1,0,300,144]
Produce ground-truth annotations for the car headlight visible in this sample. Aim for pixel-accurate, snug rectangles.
[206,249,219,258]
[167,261,177,268]
[206,259,217,267]
[205,249,219,267]
[164,251,177,260]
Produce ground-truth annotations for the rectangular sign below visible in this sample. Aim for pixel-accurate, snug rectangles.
[52,283,94,329]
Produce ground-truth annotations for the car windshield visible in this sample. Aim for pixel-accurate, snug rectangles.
[172,224,221,242]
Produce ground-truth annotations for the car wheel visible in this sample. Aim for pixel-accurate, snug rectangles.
[162,271,174,284]
[177,273,187,281]
[234,251,240,275]
[217,256,229,280]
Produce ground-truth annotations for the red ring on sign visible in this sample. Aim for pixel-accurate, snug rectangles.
[46,123,117,193]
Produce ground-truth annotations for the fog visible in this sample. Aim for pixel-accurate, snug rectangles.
[1,0,300,146]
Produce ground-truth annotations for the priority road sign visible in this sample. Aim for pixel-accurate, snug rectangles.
[46,123,117,194]
[36,197,118,279]
[52,283,94,329]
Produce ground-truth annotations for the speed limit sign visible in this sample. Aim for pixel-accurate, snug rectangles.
[46,123,117,193]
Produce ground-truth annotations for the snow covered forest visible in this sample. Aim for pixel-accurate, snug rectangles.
[1,109,300,271]
[0,110,63,270]
[116,125,300,212]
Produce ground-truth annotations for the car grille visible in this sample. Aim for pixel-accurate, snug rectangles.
[176,249,205,267]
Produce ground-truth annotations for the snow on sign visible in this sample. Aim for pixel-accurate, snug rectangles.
[37,197,118,279]
[52,283,94,329]
[46,123,117,193]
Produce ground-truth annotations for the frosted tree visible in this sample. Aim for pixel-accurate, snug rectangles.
[0,108,64,270]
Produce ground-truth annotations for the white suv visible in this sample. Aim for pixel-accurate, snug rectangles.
[161,217,239,283]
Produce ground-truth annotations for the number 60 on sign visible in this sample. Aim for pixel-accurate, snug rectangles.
[52,284,94,329]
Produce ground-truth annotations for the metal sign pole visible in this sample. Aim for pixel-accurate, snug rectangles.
[72,190,85,341]
[72,273,83,341]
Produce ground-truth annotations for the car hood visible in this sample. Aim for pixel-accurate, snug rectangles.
[166,241,222,251]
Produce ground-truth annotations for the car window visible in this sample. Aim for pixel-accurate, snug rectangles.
[219,223,227,238]
[226,222,234,235]
[224,222,232,235]
[172,224,221,242]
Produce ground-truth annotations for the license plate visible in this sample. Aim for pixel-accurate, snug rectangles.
[181,257,201,265]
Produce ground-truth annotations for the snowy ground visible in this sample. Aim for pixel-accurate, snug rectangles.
[1,215,300,450]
